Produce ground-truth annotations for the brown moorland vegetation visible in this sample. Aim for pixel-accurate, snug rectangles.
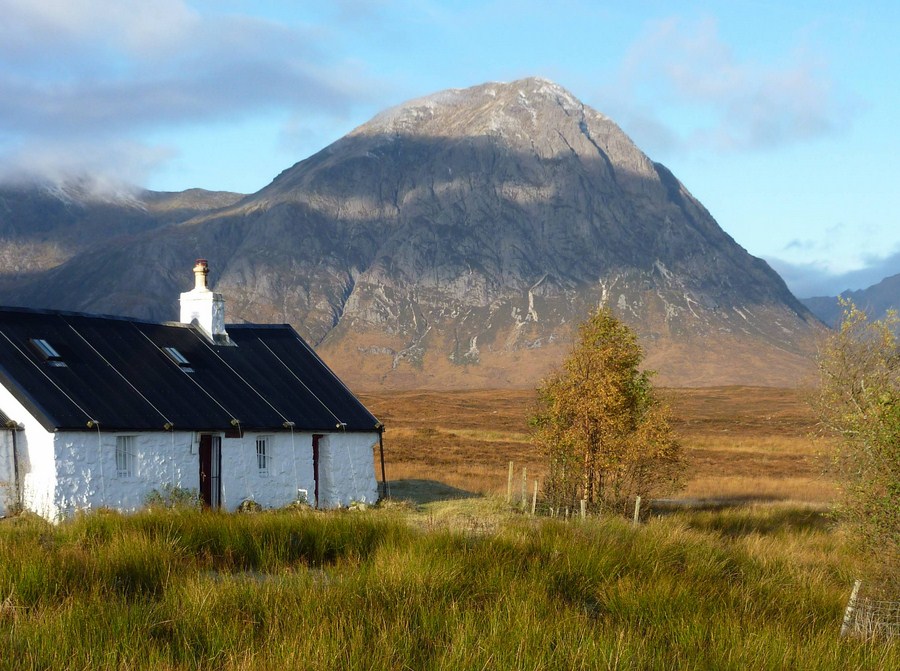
[359,386,837,505]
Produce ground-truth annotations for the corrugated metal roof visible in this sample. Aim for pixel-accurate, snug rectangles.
[0,307,380,433]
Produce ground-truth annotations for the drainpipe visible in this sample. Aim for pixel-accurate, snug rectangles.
[377,423,389,499]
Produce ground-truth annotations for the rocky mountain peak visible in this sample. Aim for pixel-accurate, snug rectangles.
[0,77,823,389]
[354,77,595,138]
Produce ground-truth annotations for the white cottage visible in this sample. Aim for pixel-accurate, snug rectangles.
[0,260,383,520]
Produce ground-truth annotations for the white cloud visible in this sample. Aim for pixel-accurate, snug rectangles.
[602,16,855,155]
[0,0,200,61]
[0,138,174,191]
[0,1,379,186]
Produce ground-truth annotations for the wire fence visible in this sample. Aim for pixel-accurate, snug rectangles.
[846,597,900,639]
[841,580,899,640]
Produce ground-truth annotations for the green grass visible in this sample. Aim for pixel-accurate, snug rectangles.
[0,503,895,670]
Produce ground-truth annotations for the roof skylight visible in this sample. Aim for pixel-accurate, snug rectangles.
[162,346,194,372]
[29,338,66,367]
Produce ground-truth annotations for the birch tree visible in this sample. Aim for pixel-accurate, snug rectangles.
[531,306,684,514]
[815,300,899,578]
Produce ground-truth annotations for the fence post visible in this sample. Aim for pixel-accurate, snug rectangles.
[580,498,586,520]
[840,579,862,638]
[531,480,538,516]
[507,461,514,503]
[632,496,642,526]
[520,467,527,509]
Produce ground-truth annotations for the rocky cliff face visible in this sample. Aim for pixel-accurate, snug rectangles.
[0,78,823,388]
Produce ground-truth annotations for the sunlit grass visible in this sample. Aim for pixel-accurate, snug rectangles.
[1,503,895,670]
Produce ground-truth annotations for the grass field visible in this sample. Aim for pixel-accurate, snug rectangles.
[5,385,889,670]
[359,386,837,505]
[1,504,896,670]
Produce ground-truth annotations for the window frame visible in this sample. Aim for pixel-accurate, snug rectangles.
[256,435,271,476]
[115,435,137,478]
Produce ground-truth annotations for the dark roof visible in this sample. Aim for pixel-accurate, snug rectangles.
[0,307,380,433]
[0,407,16,428]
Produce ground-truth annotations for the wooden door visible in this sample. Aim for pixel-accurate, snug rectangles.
[199,434,222,508]
[312,434,322,508]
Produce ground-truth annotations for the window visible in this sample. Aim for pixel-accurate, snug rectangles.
[116,436,136,477]
[256,436,270,476]
[29,338,66,367]
[162,346,194,372]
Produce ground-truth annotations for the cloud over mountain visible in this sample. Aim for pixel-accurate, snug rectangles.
[602,16,856,155]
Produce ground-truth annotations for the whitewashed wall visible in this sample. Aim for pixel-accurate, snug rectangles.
[51,431,379,518]
[0,431,14,516]
[53,431,197,518]
[52,430,378,515]
[317,432,380,508]
[0,382,57,519]
[219,432,316,510]
[219,431,379,509]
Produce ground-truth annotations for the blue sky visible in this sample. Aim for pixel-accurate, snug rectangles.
[1,1,897,297]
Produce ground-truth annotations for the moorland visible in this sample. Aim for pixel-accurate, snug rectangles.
[3,386,896,670]
[360,385,837,506]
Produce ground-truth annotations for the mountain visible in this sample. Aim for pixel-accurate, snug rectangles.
[0,78,823,389]
[802,273,900,327]
[0,181,243,286]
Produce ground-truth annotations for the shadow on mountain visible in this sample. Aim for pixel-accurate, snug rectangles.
[1,133,796,300]
[0,133,816,370]
[385,478,478,505]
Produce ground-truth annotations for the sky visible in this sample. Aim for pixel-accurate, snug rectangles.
[0,1,897,298]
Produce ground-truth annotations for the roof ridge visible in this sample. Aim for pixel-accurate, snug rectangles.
[0,305,171,326]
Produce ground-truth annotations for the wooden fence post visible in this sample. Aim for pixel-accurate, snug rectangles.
[531,480,538,516]
[632,496,642,526]
[520,467,527,509]
[507,461,514,503]
[580,498,586,519]
[840,579,862,638]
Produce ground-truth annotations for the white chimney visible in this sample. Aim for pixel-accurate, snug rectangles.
[179,259,229,343]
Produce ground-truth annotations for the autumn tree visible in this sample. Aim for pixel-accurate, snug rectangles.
[815,301,899,578]
[530,306,684,514]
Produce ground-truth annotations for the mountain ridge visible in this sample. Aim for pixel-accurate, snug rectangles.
[802,272,900,327]
[0,77,823,388]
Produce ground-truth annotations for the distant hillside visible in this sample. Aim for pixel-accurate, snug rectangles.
[0,182,243,286]
[0,78,823,389]
[802,272,900,327]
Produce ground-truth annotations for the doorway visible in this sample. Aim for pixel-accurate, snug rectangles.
[312,434,322,508]
[199,434,221,508]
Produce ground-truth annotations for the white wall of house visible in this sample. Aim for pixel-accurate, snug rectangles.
[53,430,198,518]
[219,432,315,510]
[0,423,379,520]
[0,382,58,519]
[218,431,379,509]
[0,431,15,516]
[316,432,380,508]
